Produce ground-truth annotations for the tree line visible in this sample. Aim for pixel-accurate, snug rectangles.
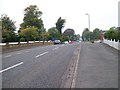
[82,27,120,42]
[1,5,80,43]
[104,27,120,42]
[82,28,102,41]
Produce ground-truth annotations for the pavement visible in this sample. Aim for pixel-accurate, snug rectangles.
[75,42,118,88]
[2,42,80,88]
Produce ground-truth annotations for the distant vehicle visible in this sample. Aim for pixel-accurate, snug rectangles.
[64,41,69,44]
[54,40,61,45]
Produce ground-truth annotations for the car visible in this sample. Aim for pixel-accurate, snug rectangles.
[69,41,74,44]
[54,40,61,45]
[64,41,69,44]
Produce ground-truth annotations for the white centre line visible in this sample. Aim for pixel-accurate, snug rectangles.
[0,62,23,73]
[3,55,12,58]
[36,51,48,58]
[52,47,59,50]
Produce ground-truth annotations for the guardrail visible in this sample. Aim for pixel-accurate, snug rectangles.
[103,39,119,50]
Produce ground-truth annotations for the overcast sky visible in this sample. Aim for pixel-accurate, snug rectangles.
[0,0,119,35]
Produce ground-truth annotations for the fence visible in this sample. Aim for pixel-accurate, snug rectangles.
[103,39,119,50]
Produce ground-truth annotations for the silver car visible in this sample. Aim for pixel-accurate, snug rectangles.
[54,40,61,45]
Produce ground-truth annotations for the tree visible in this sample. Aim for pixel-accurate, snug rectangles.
[76,34,80,40]
[20,5,43,30]
[82,28,89,41]
[104,27,119,41]
[1,14,17,42]
[116,27,120,41]
[2,14,16,31]
[93,28,100,40]
[89,31,94,40]
[48,27,60,40]
[55,17,66,34]
[0,19,2,27]
[41,32,49,44]
[19,27,39,42]
[63,28,75,41]
[37,27,46,41]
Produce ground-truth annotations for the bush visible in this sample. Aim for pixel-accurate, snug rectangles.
[19,38,25,42]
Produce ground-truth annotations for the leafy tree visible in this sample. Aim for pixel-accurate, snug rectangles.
[1,14,17,42]
[93,28,100,40]
[41,32,49,44]
[20,5,43,30]
[19,38,25,42]
[104,27,119,41]
[2,14,16,31]
[61,35,69,42]
[116,27,120,41]
[19,27,39,42]
[59,35,68,42]
[0,19,2,27]
[37,27,46,41]
[48,27,60,40]
[55,17,66,34]
[75,34,80,41]
[63,28,75,36]
[82,28,90,41]
[89,31,94,40]
[63,28,75,41]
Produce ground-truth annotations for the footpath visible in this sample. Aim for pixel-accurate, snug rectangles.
[75,42,118,88]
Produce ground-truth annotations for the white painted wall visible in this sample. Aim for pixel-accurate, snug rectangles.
[103,39,119,50]
[0,41,52,46]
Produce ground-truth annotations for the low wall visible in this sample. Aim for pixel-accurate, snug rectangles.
[1,41,53,50]
[103,39,119,50]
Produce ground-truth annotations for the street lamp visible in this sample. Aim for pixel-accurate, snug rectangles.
[85,13,90,41]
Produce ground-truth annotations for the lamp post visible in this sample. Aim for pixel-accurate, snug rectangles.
[85,13,90,41]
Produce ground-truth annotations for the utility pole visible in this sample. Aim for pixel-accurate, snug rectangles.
[85,13,90,41]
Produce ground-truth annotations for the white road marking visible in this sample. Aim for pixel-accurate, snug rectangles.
[71,46,81,88]
[25,51,29,52]
[36,51,48,58]
[3,55,12,58]
[52,47,59,50]
[16,52,21,55]
[0,62,23,73]
[62,45,64,46]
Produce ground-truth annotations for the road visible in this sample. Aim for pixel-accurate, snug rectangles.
[75,42,118,88]
[2,42,80,88]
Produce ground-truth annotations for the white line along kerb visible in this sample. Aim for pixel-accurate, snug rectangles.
[36,51,48,58]
[0,62,23,73]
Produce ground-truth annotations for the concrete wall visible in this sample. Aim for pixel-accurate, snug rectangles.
[103,39,119,50]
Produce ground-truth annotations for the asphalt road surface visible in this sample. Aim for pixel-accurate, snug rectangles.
[75,42,118,88]
[2,42,80,88]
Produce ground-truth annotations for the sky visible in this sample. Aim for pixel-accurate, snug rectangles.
[0,0,119,35]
